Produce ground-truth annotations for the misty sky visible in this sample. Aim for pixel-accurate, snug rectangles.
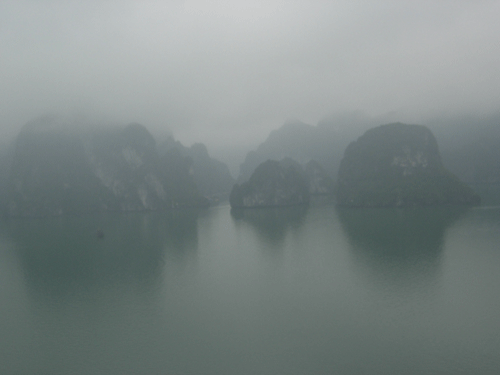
[1,0,499,161]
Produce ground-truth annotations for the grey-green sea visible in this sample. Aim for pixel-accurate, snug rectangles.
[1,202,499,374]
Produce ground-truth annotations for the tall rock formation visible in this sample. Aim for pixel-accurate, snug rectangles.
[7,117,207,217]
[336,123,480,207]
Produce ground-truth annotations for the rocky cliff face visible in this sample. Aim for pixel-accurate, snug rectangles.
[304,160,334,195]
[230,159,310,208]
[336,123,480,207]
[7,118,207,217]
[158,138,235,200]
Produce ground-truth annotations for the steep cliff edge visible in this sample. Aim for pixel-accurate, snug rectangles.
[336,123,480,207]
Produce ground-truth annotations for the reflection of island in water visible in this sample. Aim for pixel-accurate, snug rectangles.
[5,210,200,301]
[337,206,468,289]
[230,205,308,249]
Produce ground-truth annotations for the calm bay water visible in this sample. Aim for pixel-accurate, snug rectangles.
[0,203,499,374]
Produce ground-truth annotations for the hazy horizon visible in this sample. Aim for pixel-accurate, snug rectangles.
[2,1,500,172]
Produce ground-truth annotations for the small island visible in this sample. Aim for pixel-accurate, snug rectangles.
[230,159,310,208]
[336,123,480,207]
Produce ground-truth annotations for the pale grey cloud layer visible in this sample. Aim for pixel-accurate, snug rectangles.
[1,0,499,160]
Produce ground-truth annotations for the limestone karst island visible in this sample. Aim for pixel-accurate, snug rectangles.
[336,123,480,207]
[0,117,484,216]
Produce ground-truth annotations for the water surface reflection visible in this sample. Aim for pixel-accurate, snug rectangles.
[230,205,308,252]
[337,206,468,289]
[5,210,200,302]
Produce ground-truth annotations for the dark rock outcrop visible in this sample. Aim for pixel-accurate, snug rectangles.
[336,123,480,207]
[7,117,207,217]
[230,159,310,208]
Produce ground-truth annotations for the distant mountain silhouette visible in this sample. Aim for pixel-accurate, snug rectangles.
[230,159,310,208]
[237,112,393,183]
[428,113,500,205]
[158,137,234,200]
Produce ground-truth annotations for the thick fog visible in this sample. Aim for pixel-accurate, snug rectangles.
[1,1,500,169]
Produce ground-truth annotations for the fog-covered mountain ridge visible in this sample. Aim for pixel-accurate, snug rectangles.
[2,111,500,215]
[6,118,214,216]
[237,113,399,184]
[236,113,500,205]
[157,137,235,201]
